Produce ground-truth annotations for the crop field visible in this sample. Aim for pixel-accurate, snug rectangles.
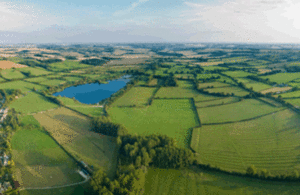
[57,96,103,116]
[244,82,271,92]
[1,68,26,79]
[197,99,282,124]
[25,77,50,83]
[144,167,300,195]
[108,99,199,148]
[111,87,157,107]
[280,90,300,98]
[195,97,239,108]
[198,82,232,89]
[191,109,300,175]
[224,71,254,78]
[12,115,82,188]
[19,67,52,76]
[261,86,292,94]
[34,107,118,178]
[48,60,91,71]
[262,73,300,83]
[0,60,28,69]
[9,92,59,114]
[0,80,46,93]
[40,79,66,86]
[204,86,249,97]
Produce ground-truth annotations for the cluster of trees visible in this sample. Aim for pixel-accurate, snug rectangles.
[80,58,107,66]
[198,88,233,97]
[90,164,146,195]
[159,75,177,87]
[90,116,128,137]
[64,55,77,60]
[45,95,64,106]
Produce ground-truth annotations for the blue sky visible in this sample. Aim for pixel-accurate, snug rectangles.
[1,0,300,43]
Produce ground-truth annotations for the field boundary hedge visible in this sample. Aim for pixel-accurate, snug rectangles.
[201,108,287,125]
[189,98,202,127]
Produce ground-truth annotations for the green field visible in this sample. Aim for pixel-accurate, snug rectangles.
[57,96,103,117]
[12,116,82,188]
[144,167,300,195]
[48,60,91,71]
[0,80,46,93]
[9,92,58,114]
[1,69,26,79]
[281,90,300,98]
[40,79,66,86]
[108,99,199,148]
[204,86,249,97]
[224,71,254,78]
[262,73,300,84]
[19,67,52,76]
[34,107,118,179]
[285,98,300,107]
[197,99,281,124]
[191,109,300,175]
[111,87,157,107]
[25,77,50,83]
[244,81,271,92]
[195,97,239,108]
[198,82,232,89]
[20,184,87,195]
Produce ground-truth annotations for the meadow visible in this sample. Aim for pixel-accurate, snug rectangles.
[1,68,26,79]
[224,71,254,78]
[34,107,118,179]
[40,79,66,86]
[12,115,82,188]
[198,82,232,89]
[108,99,199,148]
[0,80,46,93]
[195,97,239,108]
[9,92,59,114]
[48,60,91,71]
[19,67,52,76]
[110,86,157,107]
[25,77,50,83]
[262,73,300,83]
[280,90,300,98]
[144,167,300,195]
[197,99,282,124]
[204,86,249,97]
[191,109,300,175]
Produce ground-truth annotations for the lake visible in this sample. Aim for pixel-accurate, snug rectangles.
[53,75,131,104]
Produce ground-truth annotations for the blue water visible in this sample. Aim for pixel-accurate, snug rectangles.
[53,75,131,104]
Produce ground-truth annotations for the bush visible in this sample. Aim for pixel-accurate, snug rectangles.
[246,165,257,176]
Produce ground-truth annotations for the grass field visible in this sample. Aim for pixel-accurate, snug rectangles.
[12,115,82,188]
[198,82,232,89]
[0,80,46,93]
[34,107,118,179]
[224,71,254,78]
[111,87,157,107]
[9,92,59,114]
[244,81,271,92]
[195,97,239,108]
[1,68,26,79]
[260,87,292,94]
[57,96,103,117]
[204,86,249,97]
[25,77,50,83]
[40,79,66,86]
[48,60,91,71]
[197,99,282,124]
[144,167,300,195]
[19,67,52,76]
[20,183,89,195]
[191,109,300,175]
[108,99,199,148]
[285,98,300,107]
[261,73,300,83]
[280,90,300,98]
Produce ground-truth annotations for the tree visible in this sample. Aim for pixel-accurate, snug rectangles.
[246,165,257,176]
[135,156,142,167]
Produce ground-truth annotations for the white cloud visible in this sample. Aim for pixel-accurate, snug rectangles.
[183,0,300,42]
[113,0,149,17]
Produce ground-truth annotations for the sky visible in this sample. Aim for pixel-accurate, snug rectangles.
[0,0,300,44]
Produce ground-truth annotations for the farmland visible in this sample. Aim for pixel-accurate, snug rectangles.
[34,107,118,179]
[1,69,27,79]
[12,116,82,188]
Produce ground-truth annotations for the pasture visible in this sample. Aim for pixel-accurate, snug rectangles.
[195,97,239,108]
[1,68,26,79]
[9,92,58,114]
[204,86,249,97]
[191,109,300,175]
[48,60,91,71]
[34,107,118,178]
[280,90,300,98]
[224,71,254,78]
[108,99,199,148]
[197,99,282,124]
[198,82,232,89]
[110,87,157,107]
[12,115,82,188]
[244,81,271,92]
[19,67,52,76]
[0,80,46,93]
[25,77,50,83]
[262,73,300,83]
[57,96,103,116]
[40,79,66,86]
[260,86,292,94]
[144,167,300,195]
